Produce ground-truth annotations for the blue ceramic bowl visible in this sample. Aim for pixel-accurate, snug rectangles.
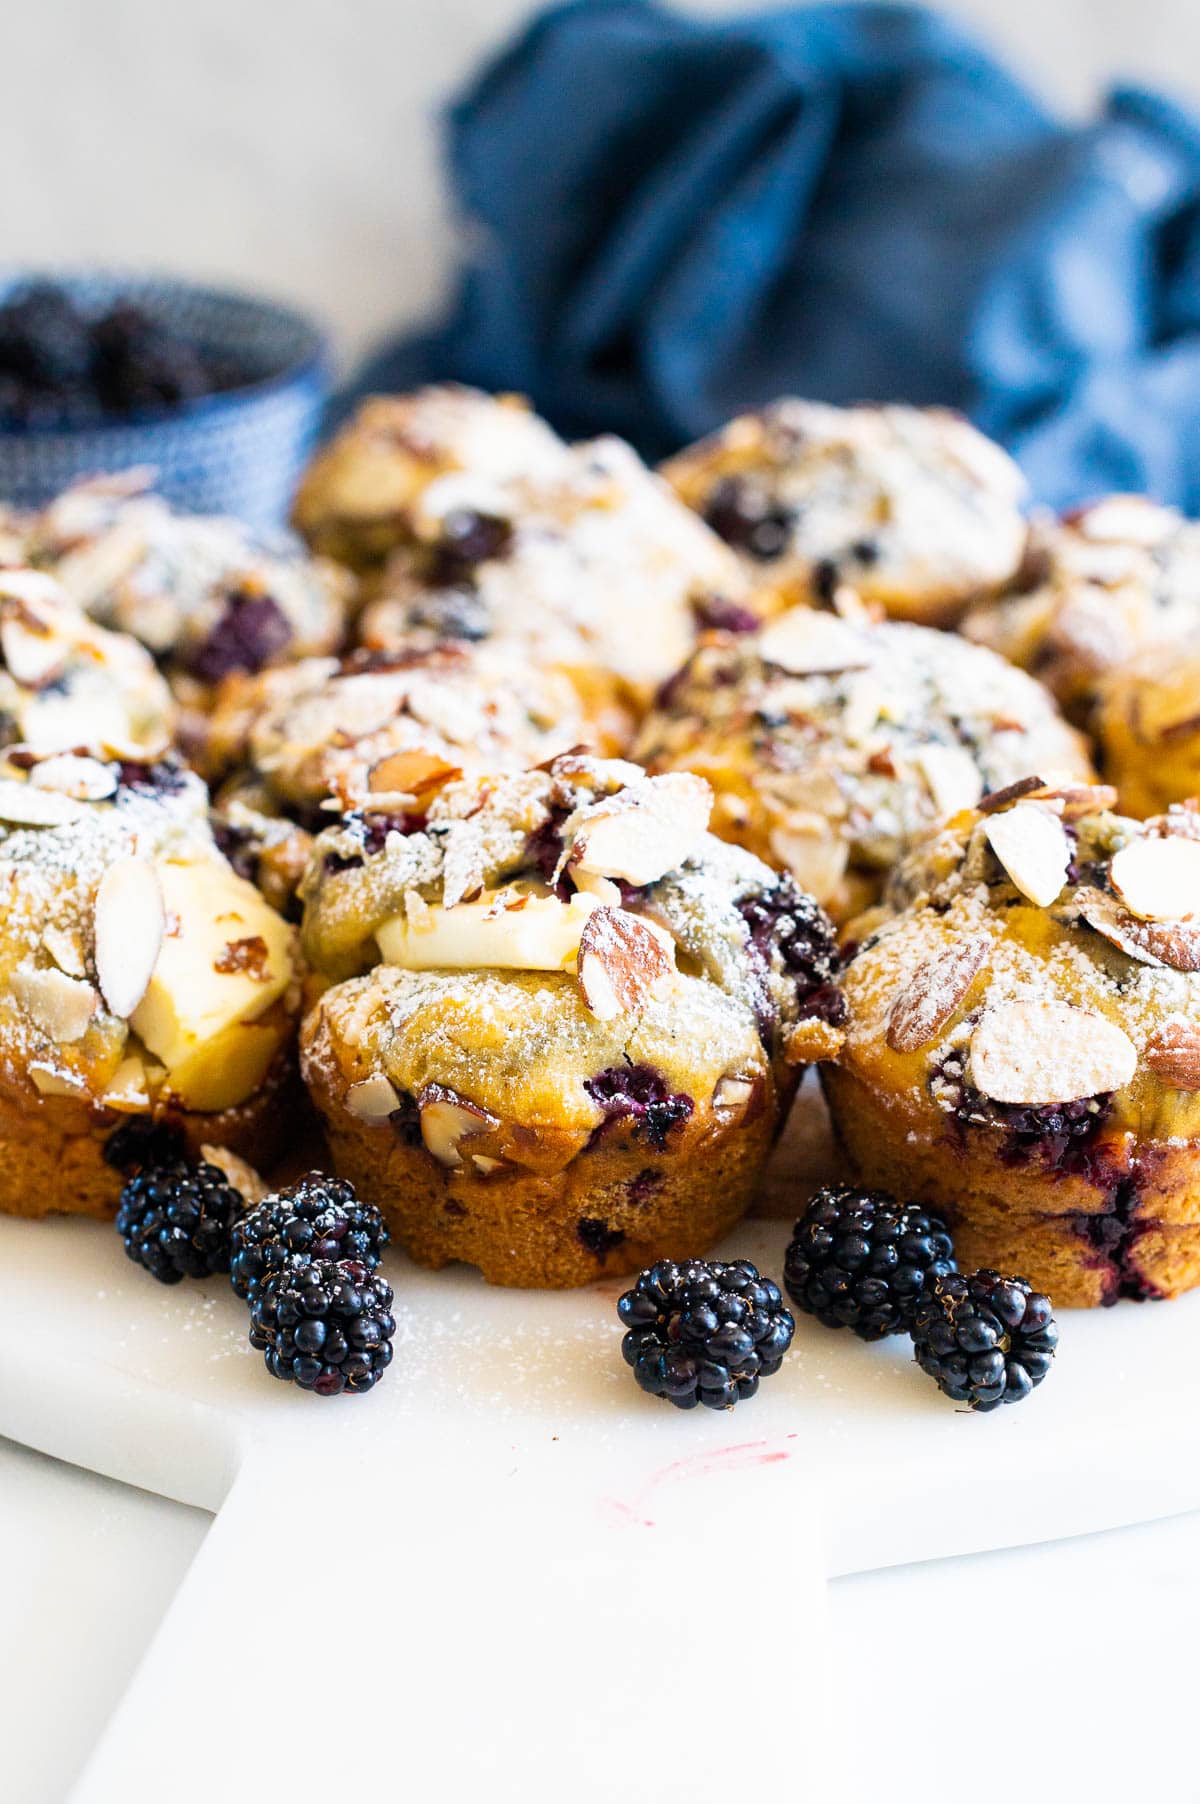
[0,272,330,530]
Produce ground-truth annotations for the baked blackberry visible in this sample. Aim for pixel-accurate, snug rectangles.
[104,1116,188,1176]
[230,1171,388,1303]
[783,1186,956,1341]
[618,1258,794,1410]
[912,1270,1058,1410]
[115,1160,246,1286]
[249,1257,396,1396]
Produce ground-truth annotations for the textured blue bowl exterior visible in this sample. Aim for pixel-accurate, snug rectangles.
[0,273,330,530]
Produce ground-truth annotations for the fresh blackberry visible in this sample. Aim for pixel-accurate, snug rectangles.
[115,1160,246,1285]
[912,1270,1058,1410]
[230,1171,388,1302]
[249,1257,395,1396]
[618,1258,794,1410]
[784,1186,957,1341]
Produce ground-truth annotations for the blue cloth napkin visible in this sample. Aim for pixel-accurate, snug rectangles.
[360,0,1200,512]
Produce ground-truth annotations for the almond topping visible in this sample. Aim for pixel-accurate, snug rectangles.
[886,933,991,1052]
[570,772,712,886]
[94,856,165,1019]
[418,1085,498,1168]
[11,964,98,1042]
[912,743,983,819]
[1145,1024,1200,1091]
[969,1001,1136,1105]
[42,924,86,977]
[0,610,63,687]
[712,1075,757,1115]
[1076,888,1200,971]
[1024,782,1118,820]
[1110,836,1200,922]
[367,749,462,798]
[103,1055,153,1111]
[28,753,118,802]
[756,609,875,676]
[345,1072,403,1122]
[577,907,672,1021]
[983,801,1071,907]
[978,775,1046,813]
[0,777,86,827]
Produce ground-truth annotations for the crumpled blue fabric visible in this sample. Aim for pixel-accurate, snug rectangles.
[358,0,1200,512]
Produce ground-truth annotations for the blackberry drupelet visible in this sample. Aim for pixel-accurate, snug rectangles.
[912,1270,1058,1410]
[618,1258,794,1410]
[784,1186,957,1341]
[115,1160,246,1285]
[230,1171,388,1302]
[249,1257,396,1396]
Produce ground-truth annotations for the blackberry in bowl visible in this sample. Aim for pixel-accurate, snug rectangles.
[0,272,330,530]
[823,782,1200,1306]
[298,751,844,1287]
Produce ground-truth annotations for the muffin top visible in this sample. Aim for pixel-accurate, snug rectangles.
[0,751,297,1116]
[201,640,590,818]
[635,609,1092,919]
[963,496,1200,717]
[660,399,1029,622]
[0,567,175,758]
[22,472,350,688]
[299,750,843,1061]
[293,386,571,570]
[838,780,1200,1146]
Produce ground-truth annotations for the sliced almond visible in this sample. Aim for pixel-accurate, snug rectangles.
[756,609,874,676]
[570,772,712,886]
[102,1055,153,1111]
[418,1085,499,1168]
[1075,887,1200,971]
[1110,837,1200,922]
[11,964,98,1042]
[0,611,64,687]
[0,777,86,827]
[345,1072,403,1122]
[978,775,1046,813]
[1023,782,1118,820]
[28,753,117,802]
[577,907,672,1021]
[983,802,1071,907]
[886,933,991,1052]
[712,1074,757,1116]
[94,856,165,1019]
[29,1061,87,1098]
[969,1000,1136,1105]
[53,521,149,610]
[768,822,849,906]
[1075,495,1178,547]
[912,743,983,820]
[1145,1024,1200,1091]
[42,924,86,977]
[367,748,461,799]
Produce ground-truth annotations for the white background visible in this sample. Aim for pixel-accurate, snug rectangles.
[5,0,1197,368]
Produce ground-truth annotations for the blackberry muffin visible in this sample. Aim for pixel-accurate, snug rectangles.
[299,752,844,1286]
[298,385,757,718]
[661,400,1029,625]
[0,567,175,757]
[201,640,592,910]
[1093,636,1200,820]
[22,471,351,704]
[0,750,301,1220]
[824,781,1200,1305]
[635,608,1092,922]
[963,495,1200,726]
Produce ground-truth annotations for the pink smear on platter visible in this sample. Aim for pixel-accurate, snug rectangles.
[603,1434,797,1528]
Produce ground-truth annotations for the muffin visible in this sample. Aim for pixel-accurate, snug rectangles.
[634,607,1092,922]
[201,639,593,910]
[661,400,1029,624]
[298,385,756,722]
[0,566,175,757]
[824,781,1200,1305]
[22,471,351,703]
[0,750,301,1219]
[963,495,1200,725]
[1092,637,1200,819]
[299,752,844,1286]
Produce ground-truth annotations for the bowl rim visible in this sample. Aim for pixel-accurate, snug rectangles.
[0,268,331,439]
